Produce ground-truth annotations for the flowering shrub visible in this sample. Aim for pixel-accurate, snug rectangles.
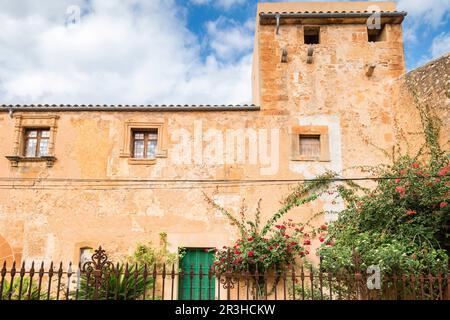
[318,156,450,275]
[211,220,309,274]
[204,173,336,276]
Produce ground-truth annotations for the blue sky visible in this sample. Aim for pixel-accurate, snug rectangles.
[0,0,448,104]
[181,0,450,69]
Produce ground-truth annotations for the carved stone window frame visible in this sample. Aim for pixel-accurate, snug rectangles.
[6,115,59,167]
[291,125,331,162]
[120,121,168,165]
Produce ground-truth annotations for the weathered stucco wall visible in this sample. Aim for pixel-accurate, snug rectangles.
[0,110,335,264]
[0,1,447,266]
[390,53,450,155]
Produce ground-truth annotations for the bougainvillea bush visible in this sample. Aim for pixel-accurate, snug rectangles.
[211,220,310,274]
[204,174,335,277]
[318,156,450,275]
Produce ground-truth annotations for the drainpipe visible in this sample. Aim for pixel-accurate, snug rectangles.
[8,107,13,118]
[275,14,281,35]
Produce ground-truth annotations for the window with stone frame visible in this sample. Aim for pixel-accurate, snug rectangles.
[132,129,158,159]
[120,121,167,165]
[291,125,330,162]
[5,115,59,167]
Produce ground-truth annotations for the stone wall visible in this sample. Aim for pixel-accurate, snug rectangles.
[0,2,448,266]
[390,53,450,155]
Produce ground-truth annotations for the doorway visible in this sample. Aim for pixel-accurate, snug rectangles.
[178,248,215,300]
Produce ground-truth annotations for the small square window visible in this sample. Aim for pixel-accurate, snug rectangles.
[24,128,50,158]
[304,26,320,44]
[368,25,386,42]
[132,129,158,159]
[299,135,321,157]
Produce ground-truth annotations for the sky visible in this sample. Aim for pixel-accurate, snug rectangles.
[0,0,449,105]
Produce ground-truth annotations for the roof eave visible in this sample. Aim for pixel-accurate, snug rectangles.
[259,11,407,24]
[0,105,261,112]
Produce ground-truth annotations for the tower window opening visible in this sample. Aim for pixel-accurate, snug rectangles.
[368,24,386,42]
[304,26,320,44]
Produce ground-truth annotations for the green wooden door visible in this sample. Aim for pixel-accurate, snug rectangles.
[178,249,215,300]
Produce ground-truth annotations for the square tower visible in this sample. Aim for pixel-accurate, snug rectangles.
[252,1,407,111]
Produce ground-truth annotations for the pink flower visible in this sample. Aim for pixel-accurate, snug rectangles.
[319,237,325,243]
[320,224,328,231]
[412,162,420,169]
[438,166,450,177]
[395,178,401,184]
[406,210,417,216]
[395,186,406,195]
[303,240,311,246]
[400,170,407,175]
[247,251,254,257]
[248,237,254,241]
[440,202,448,209]
[235,250,240,254]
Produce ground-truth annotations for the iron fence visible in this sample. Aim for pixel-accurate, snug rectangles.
[1,247,449,301]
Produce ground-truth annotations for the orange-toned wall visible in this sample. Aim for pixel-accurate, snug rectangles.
[0,2,447,267]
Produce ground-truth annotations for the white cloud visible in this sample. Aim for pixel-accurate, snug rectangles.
[431,32,450,58]
[206,17,254,61]
[396,0,450,42]
[0,0,253,105]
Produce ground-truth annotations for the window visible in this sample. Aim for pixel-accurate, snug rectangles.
[79,247,93,266]
[132,130,158,159]
[291,125,330,162]
[304,26,320,44]
[368,24,386,42]
[77,247,93,289]
[299,135,321,157]
[120,121,167,165]
[24,129,50,157]
[6,115,58,167]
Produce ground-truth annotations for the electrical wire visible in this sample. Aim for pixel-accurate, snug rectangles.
[0,175,446,190]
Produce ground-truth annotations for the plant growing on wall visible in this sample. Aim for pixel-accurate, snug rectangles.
[128,233,183,268]
[76,234,183,300]
[204,172,337,295]
[317,96,450,276]
[318,155,450,275]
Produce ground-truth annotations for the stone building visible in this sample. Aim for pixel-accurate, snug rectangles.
[0,0,448,285]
